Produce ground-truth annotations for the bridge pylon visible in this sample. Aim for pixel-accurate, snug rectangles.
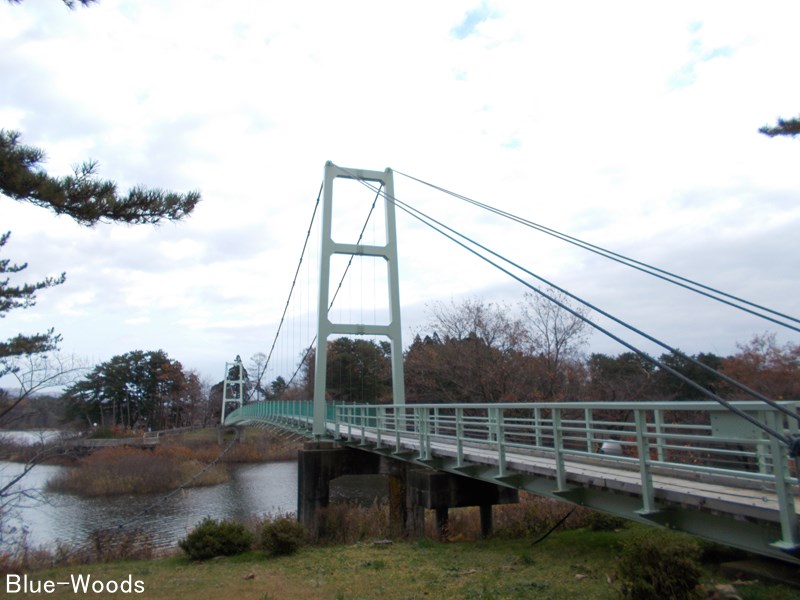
[220,355,246,424]
[313,162,405,437]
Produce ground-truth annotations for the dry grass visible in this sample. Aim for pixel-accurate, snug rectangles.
[313,503,393,545]
[0,528,159,576]
[416,492,596,542]
[45,446,229,497]
[42,428,303,498]
[170,428,302,463]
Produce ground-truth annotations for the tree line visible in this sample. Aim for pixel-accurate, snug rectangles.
[3,295,798,433]
[270,293,800,408]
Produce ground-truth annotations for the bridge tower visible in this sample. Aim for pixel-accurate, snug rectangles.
[220,355,246,424]
[313,162,405,437]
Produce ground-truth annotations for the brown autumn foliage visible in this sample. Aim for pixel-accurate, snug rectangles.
[720,333,800,400]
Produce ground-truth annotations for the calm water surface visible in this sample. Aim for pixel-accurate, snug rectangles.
[1,459,298,550]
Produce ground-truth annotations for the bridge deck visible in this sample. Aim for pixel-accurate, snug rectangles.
[226,399,800,563]
[341,424,796,524]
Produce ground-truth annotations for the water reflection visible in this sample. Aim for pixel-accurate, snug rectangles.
[1,460,297,550]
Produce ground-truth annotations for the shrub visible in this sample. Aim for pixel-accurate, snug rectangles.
[261,517,306,556]
[586,510,627,532]
[179,518,254,560]
[618,529,703,600]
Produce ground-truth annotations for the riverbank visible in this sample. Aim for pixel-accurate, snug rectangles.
[6,529,797,599]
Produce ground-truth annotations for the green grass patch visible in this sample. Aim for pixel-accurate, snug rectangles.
[10,530,798,600]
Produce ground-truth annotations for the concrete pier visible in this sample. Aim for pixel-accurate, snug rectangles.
[297,441,518,538]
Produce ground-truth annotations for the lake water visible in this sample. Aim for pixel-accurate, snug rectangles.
[0,459,298,551]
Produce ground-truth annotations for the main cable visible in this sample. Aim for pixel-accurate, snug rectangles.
[338,167,793,445]
[394,169,800,333]
[390,190,800,424]
[251,182,323,401]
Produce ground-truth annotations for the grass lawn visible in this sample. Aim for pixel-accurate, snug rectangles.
[12,529,798,600]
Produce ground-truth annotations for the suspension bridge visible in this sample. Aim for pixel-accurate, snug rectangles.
[223,162,800,565]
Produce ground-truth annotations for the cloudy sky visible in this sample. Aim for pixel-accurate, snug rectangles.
[1,0,799,388]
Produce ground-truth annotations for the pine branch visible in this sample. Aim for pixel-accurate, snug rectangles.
[758,115,800,138]
[0,231,66,317]
[0,130,201,225]
[5,0,99,9]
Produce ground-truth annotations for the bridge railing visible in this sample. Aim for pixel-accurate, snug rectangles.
[226,398,800,549]
[335,400,799,528]
[228,399,799,486]
[223,399,318,430]
[334,401,798,479]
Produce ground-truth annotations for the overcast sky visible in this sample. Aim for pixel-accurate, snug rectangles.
[1,0,799,388]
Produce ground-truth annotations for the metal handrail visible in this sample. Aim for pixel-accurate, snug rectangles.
[225,398,800,550]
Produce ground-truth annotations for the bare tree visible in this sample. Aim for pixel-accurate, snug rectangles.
[248,352,268,402]
[1,353,87,553]
[0,352,88,425]
[427,297,522,351]
[519,288,590,399]
[406,298,526,403]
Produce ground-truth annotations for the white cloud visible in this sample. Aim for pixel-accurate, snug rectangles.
[2,0,799,387]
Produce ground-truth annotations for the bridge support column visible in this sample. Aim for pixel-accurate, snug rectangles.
[408,469,518,539]
[435,507,449,539]
[298,445,517,540]
[297,442,380,533]
[379,456,423,537]
[479,504,493,539]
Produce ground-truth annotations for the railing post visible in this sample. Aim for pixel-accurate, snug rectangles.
[375,406,383,449]
[425,408,432,460]
[346,404,353,439]
[534,406,542,448]
[359,405,367,446]
[488,407,497,443]
[418,408,429,460]
[585,408,594,453]
[635,409,657,514]
[333,402,340,439]
[767,410,799,550]
[394,406,402,453]
[653,409,666,462]
[456,407,464,468]
[494,407,506,478]
[552,408,566,491]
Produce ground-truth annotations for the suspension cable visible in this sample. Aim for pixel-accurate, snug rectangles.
[386,188,800,424]
[337,166,793,445]
[251,182,323,401]
[394,169,800,333]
